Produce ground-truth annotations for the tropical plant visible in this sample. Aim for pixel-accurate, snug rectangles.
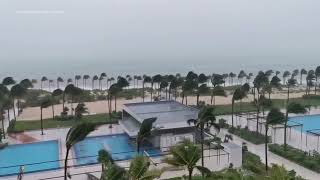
[74,103,88,119]
[187,106,219,169]
[74,75,81,87]
[142,76,152,102]
[83,75,90,89]
[282,71,291,85]
[64,84,83,116]
[238,70,247,84]
[2,77,16,86]
[265,108,285,171]
[300,69,307,85]
[98,149,114,171]
[231,88,245,128]
[57,77,64,89]
[92,75,99,90]
[64,123,96,180]
[40,97,52,135]
[164,140,211,180]
[315,66,320,94]
[41,76,48,90]
[160,80,169,100]
[136,118,156,153]
[10,84,26,120]
[210,74,225,104]
[51,89,63,119]
[306,70,315,95]
[19,79,33,89]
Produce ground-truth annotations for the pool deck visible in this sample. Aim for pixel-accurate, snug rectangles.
[2,107,320,179]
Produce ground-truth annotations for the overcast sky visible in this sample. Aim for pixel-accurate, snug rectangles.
[0,0,319,77]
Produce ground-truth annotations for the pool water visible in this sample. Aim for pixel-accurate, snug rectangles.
[289,114,320,132]
[0,140,60,176]
[73,134,161,165]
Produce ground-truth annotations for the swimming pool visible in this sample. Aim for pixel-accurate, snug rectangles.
[289,114,320,132]
[73,134,161,165]
[0,140,60,176]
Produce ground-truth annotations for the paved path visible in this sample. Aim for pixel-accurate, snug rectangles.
[219,129,320,180]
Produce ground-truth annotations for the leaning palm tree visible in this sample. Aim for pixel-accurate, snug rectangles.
[2,77,16,86]
[40,97,52,135]
[231,88,245,128]
[41,76,48,90]
[98,149,113,171]
[142,76,152,102]
[20,79,33,89]
[315,66,320,95]
[0,92,10,139]
[136,117,156,153]
[92,75,99,90]
[64,123,96,180]
[57,77,64,89]
[83,75,90,90]
[265,108,285,171]
[282,71,291,85]
[284,102,307,150]
[10,84,26,121]
[52,89,63,119]
[187,106,219,170]
[300,69,307,85]
[164,140,211,180]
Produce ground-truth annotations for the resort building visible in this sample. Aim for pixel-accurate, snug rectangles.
[119,101,199,151]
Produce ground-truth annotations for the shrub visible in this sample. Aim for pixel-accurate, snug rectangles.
[228,127,270,145]
[269,144,320,173]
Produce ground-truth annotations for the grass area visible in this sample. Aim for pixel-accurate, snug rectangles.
[228,127,270,145]
[269,144,320,173]
[13,113,116,132]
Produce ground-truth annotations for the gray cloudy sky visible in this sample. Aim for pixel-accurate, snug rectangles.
[0,0,319,77]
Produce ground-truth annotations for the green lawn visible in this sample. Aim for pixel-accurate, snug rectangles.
[14,113,116,132]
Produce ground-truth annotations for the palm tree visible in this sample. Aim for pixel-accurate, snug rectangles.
[40,97,51,135]
[238,70,247,85]
[229,72,236,85]
[10,84,26,121]
[75,75,81,87]
[164,140,211,180]
[83,75,90,90]
[108,83,121,113]
[211,86,226,106]
[92,75,99,90]
[265,108,285,171]
[275,70,281,77]
[136,117,156,153]
[282,71,291,85]
[52,89,63,119]
[315,66,320,95]
[64,84,82,116]
[142,76,152,102]
[67,78,73,84]
[49,80,54,91]
[160,80,169,100]
[100,73,107,90]
[0,91,10,139]
[2,77,16,86]
[231,88,245,128]
[284,102,307,150]
[152,74,162,97]
[292,69,299,79]
[64,123,96,180]
[74,103,88,119]
[57,77,64,89]
[41,76,48,90]
[300,69,307,85]
[269,75,282,99]
[101,155,161,180]
[306,70,315,95]
[187,106,219,170]
[98,149,113,171]
[222,74,228,87]
[20,79,33,89]
[210,74,224,104]
[168,77,178,100]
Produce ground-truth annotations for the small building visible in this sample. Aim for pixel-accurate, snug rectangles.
[119,101,199,151]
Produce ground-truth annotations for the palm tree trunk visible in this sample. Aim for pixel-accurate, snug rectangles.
[52,103,55,119]
[150,84,153,102]
[315,77,318,95]
[7,109,10,123]
[142,82,145,102]
[188,168,193,180]
[300,74,303,85]
[284,86,290,150]
[201,127,204,170]
[12,98,16,121]
[114,96,117,112]
[197,94,200,106]
[64,148,70,180]
[265,126,268,171]
[41,107,44,135]
[62,93,65,111]
[231,100,234,128]
[1,108,5,139]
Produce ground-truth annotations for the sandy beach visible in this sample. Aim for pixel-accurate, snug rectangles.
[17,90,308,121]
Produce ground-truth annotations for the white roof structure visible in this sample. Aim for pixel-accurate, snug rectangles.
[120,101,199,137]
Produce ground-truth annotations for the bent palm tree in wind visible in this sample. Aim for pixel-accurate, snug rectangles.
[306,70,315,95]
[187,106,219,171]
[64,123,96,180]
[300,68,307,85]
[0,91,10,139]
[83,75,90,90]
[2,77,16,86]
[142,75,151,102]
[52,89,63,119]
[231,87,246,128]
[282,71,291,85]
[20,79,33,89]
[10,84,26,121]
[315,66,320,94]
[265,108,285,171]
[92,75,99,90]
[164,140,211,180]
[136,117,156,153]
[57,77,64,89]
[41,76,48,90]
[40,97,52,135]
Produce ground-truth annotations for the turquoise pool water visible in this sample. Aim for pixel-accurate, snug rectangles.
[73,134,161,165]
[289,114,320,132]
[0,140,60,176]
